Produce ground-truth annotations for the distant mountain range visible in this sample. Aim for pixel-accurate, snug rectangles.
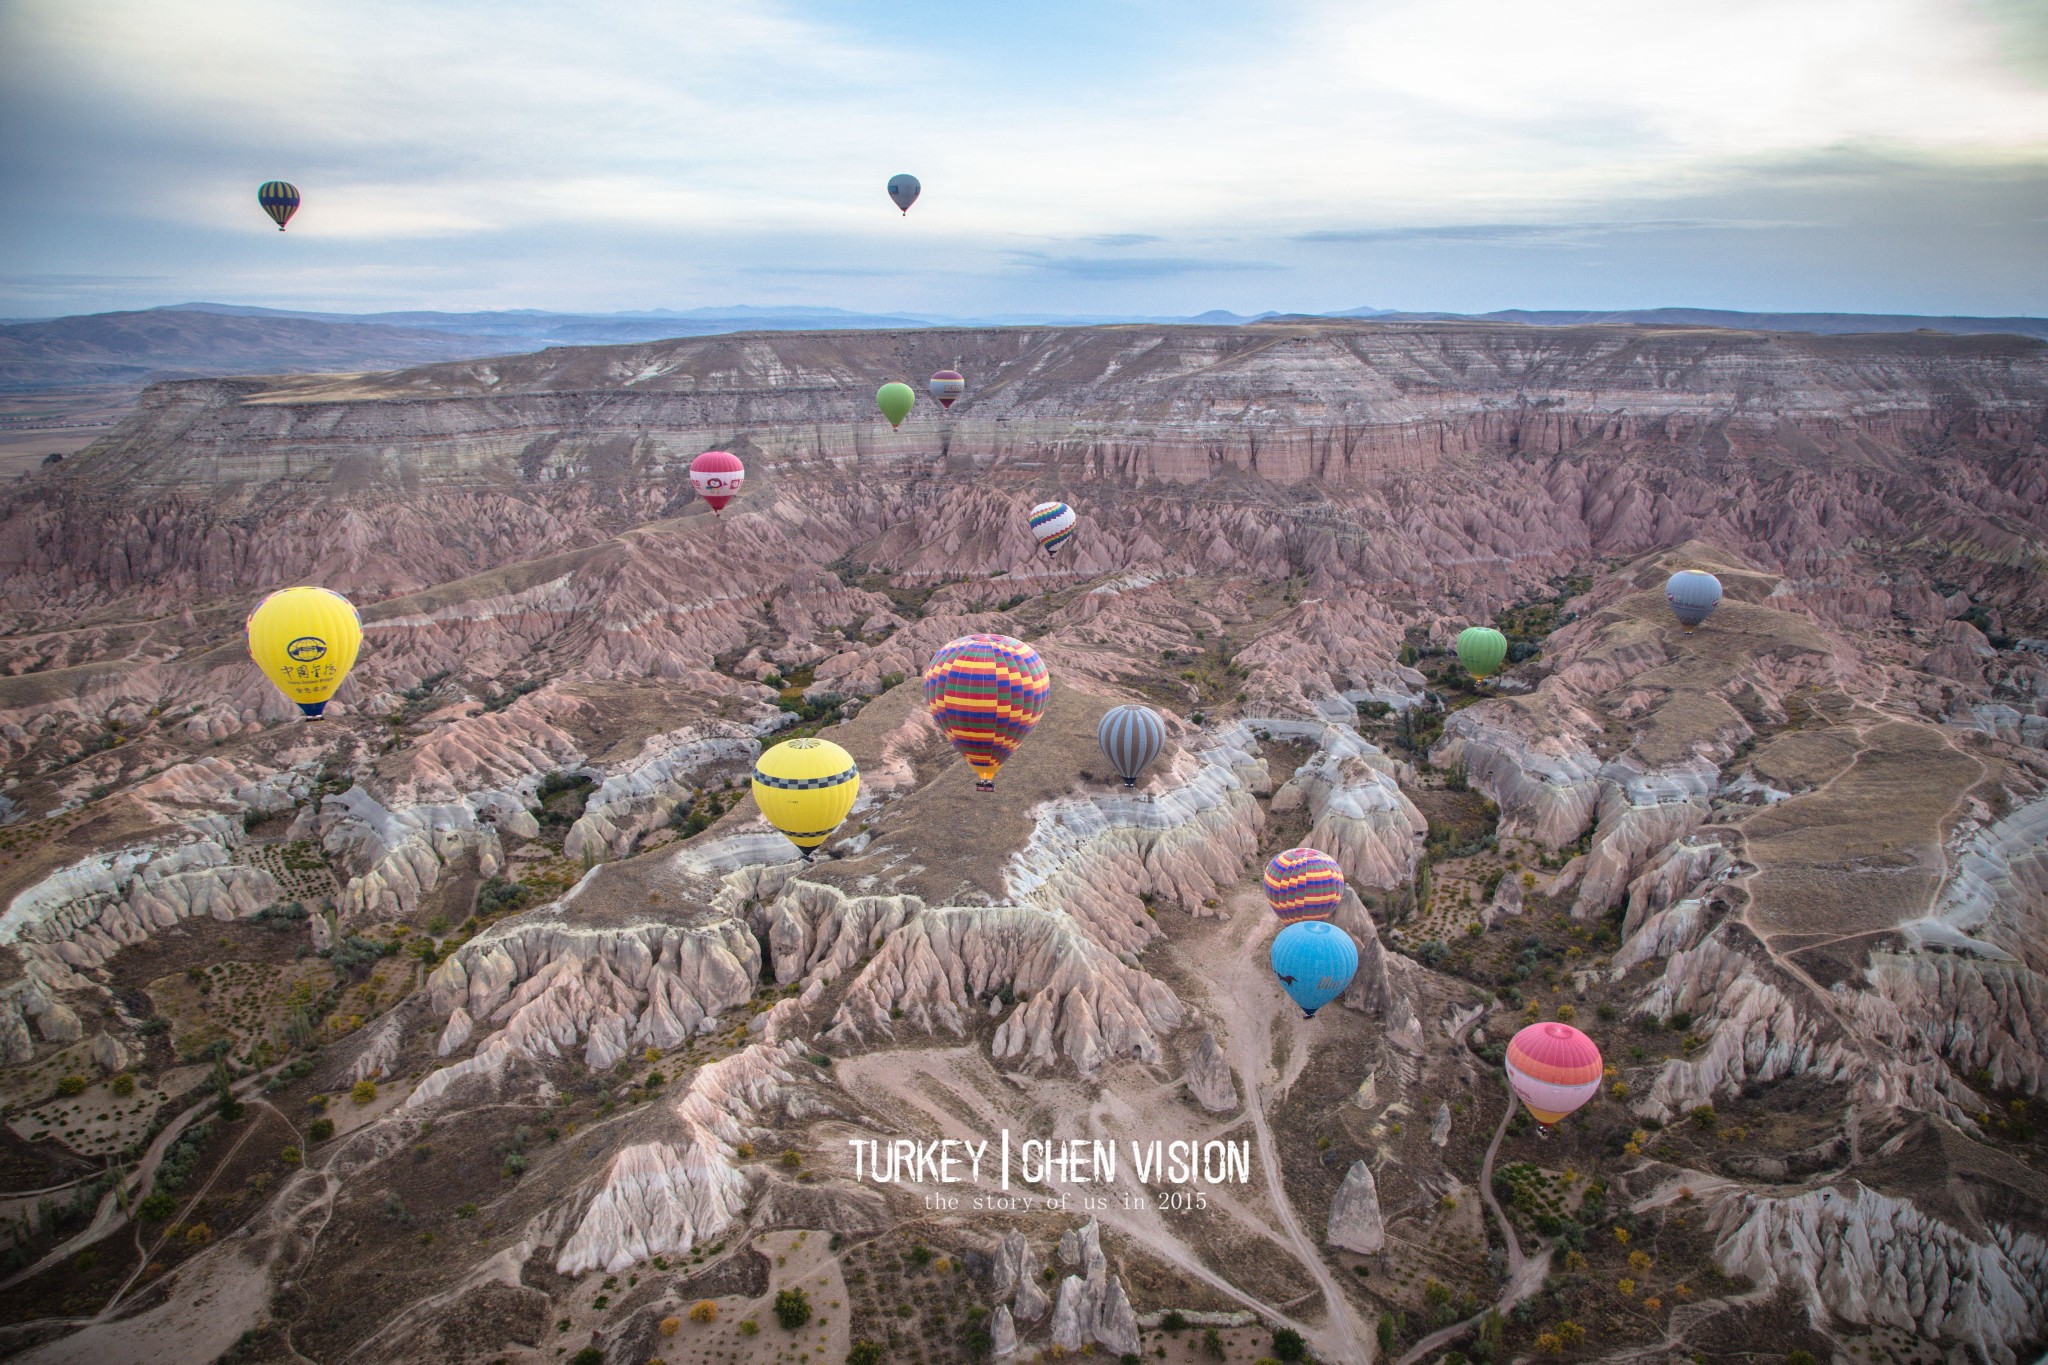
[2,301,2041,391]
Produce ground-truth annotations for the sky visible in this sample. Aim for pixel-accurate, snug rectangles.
[2,0,2046,319]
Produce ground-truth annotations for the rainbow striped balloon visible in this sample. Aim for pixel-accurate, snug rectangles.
[1505,1022,1603,1125]
[1028,501,1076,556]
[1263,846,1344,923]
[923,633,1050,790]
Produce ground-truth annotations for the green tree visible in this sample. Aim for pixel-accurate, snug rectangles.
[774,1287,812,1330]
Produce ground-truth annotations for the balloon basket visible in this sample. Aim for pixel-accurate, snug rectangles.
[975,779,995,793]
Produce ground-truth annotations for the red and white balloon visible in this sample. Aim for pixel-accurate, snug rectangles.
[690,450,745,513]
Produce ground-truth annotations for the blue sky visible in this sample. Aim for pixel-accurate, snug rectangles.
[2,0,2045,318]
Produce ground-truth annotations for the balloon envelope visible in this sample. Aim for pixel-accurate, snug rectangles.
[1665,570,1723,630]
[752,738,860,857]
[1097,704,1165,787]
[1264,847,1345,923]
[877,383,916,429]
[1028,501,1076,555]
[258,181,300,230]
[247,586,362,718]
[689,450,745,513]
[1457,626,1509,679]
[887,173,921,214]
[929,370,965,408]
[1270,920,1358,1017]
[923,634,1049,790]
[1505,1021,1603,1125]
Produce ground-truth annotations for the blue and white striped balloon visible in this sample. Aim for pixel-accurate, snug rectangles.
[1097,704,1165,787]
[1665,570,1724,630]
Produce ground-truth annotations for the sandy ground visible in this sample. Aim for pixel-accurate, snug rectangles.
[0,387,132,478]
[831,880,1373,1362]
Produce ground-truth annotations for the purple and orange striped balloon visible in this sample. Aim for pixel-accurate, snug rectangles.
[1263,846,1344,923]
[923,633,1049,791]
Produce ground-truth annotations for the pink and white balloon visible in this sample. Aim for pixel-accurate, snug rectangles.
[690,450,745,514]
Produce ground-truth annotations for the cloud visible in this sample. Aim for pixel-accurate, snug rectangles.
[1,0,2044,315]
[1294,218,1820,246]
[1005,252,1283,280]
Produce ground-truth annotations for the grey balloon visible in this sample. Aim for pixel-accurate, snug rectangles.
[1665,570,1723,629]
[1097,704,1165,787]
[887,173,921,214]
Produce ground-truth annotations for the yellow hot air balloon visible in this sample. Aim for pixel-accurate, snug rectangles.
[751,737,860,859]
[246,586,363,719]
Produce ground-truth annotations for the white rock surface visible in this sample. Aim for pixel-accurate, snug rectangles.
[554,1042,797,1274]
[990,1304,1017,1358]
[408,918,758,1108]
[562,724,758,862]
[826,904,1183,1072]
[1326,1160,1386,1254]
[1185,1032,1238,1112]
[1712,1183,2048,1365]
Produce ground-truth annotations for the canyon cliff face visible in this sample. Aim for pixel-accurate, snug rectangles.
[0,319,2044,1365]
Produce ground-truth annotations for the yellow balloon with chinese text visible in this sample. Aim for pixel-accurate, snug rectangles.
[246,586,363,719]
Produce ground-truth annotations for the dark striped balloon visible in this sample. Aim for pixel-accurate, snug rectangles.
[1263,846,1344,923]
[923,633,1049,791]
[258,181,300,231]
[1097,704,1165,787]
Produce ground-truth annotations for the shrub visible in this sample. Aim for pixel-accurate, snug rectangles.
[847,1343,884,1365]
[279,1146,302,1166]
[774,1287,812,1330]
[111,1074,136,1097]
[689,1301,717,1323]
[502,1153,527,1179]
[571,1350,603,1365]
[1554,1321,1585,1348]
[1788,1353,1818,1365]
[780,1149,803,1169]
[185,1222,213,1245]
[307,1118,335,1141]
[140,1191,177,1220]
[1271,1327,1306,1361]
[1160,1311,1188,1332]
[1375,1316,1397,1354]
[738,1319,759,1336]
[1554,1004,1576,1022]
[1202,1327,1225,1359]
[57,1075,87,1097]
[350,1080,377,1105]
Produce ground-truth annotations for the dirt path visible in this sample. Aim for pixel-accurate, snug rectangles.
[1207,886,1369,1365]
[1394,1074,1546,1365]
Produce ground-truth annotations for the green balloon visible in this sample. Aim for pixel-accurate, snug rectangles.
[876,382,915,429]
[1456,626,1509,679]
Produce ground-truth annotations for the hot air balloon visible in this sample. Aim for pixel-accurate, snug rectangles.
[1097,704,1164,787]
[258,181,300,231]
[1457,626,1509,679]
[887,173,921,215]
[1264,847,1344,923]
[1028,501,1076,556]
[689,450,745,514]
[752,737,860,860]
[929,370,965,408]
[923,633,1049,791]
[1270,920,1358,1018]
[247,586,362,718]
[877,383,915,429]
[1665,570,1723,632]
[1504,1021,1603,1126]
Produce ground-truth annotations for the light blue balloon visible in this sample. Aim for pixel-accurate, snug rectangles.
[1270,920,1358,1018]
[1664,569,1723,629]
